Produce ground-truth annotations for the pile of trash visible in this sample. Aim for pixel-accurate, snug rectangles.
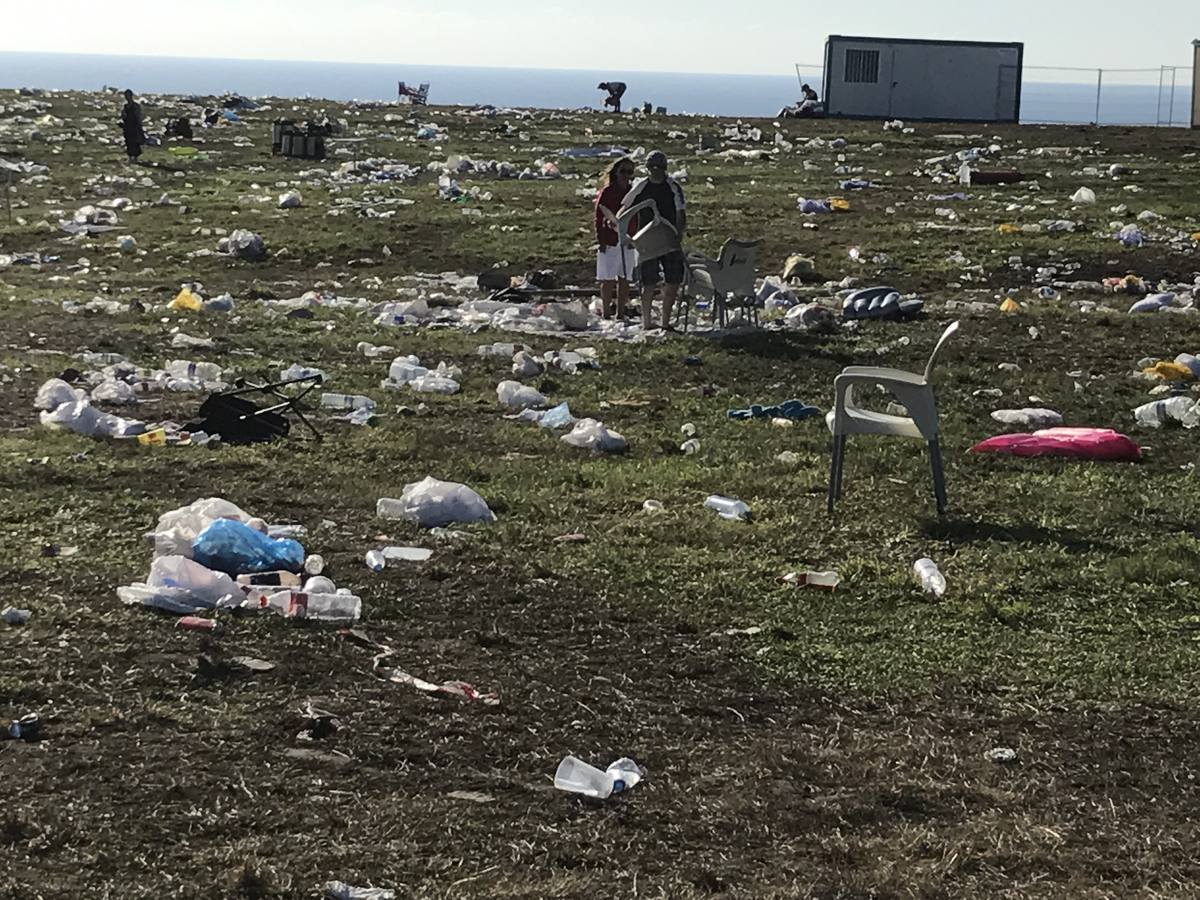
[334,158,421,183]
[380,355,463,394]
[118,498,361,621]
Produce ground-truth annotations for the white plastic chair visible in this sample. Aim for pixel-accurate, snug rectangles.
[826,321,959,515]
[687,238,762,328]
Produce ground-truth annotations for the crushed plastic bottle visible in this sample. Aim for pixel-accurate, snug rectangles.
[321,393,376,412]
[554,755,643,799]
[266,590,362,622]
[705,495,751,521]
[913,558,947,598]
[365,549,386,572]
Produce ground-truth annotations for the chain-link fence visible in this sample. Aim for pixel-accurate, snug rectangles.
[1022,65,1193,126]
[795,61,1194,126]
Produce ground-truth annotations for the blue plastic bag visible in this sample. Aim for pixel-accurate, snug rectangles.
[192,518,304,575]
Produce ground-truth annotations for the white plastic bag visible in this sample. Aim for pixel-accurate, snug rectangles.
[561,418,627,453]
[118,554,243,614]
[35,378,83,412]
[92,379,138,405]
[496,380,546,409]
[1071,187,1096,205]
[377,477,495,528]
[277,190,302,209]
[149,497,251,557]
[408,372,460,394]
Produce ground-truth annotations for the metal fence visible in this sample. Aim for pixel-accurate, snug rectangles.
[794,62,1194,127]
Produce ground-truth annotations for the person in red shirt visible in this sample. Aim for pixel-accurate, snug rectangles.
[594,156,636,319]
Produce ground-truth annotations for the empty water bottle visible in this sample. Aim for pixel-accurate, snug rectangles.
[554,755,643,799]
[365,549,385,572]
[321,393,376,412]
[913,558,946,598]
[705,495,751,521]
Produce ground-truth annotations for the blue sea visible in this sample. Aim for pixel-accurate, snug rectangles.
[0,51,1192,127]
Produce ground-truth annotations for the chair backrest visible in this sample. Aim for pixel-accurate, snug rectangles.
[923,320,960,382]
[711,239,761,300]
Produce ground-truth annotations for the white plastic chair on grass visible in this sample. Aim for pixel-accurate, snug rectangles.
[826,321,960,515]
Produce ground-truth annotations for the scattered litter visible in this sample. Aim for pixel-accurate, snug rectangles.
[913,558,947,598]
[781,571,840,589]
[561,418,627,453]
[985,747,1018,764]
[324,882,396,900]
[554,755,643,798]
[2,607,31,626]
[343,629,500,704]
[991,408,1064,429]
[728,399,819,421]
[376,476,496,527]
[705,495,751,521]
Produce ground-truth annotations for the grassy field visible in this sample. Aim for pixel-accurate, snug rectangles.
[3,89,1200,898]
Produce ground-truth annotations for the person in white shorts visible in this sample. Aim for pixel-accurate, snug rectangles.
[593,157,637,319]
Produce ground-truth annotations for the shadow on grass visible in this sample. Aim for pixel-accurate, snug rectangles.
[921,516,1118,555]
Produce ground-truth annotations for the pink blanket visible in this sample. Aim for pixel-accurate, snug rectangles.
[970,427,1142,462]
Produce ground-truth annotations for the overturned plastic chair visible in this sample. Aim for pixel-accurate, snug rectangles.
[826,321,959,515]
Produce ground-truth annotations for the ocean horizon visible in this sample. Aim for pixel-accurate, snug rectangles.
[0,51,1192,126]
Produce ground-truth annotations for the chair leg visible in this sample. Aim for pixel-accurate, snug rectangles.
[827,434,846,513]
[827,435,839,513]
[929,437,947,515]
[840,434,849,504]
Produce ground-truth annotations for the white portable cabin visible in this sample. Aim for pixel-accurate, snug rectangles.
[822,35,1024,123]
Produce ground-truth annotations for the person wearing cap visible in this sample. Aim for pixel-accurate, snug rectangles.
[620,150,687,330]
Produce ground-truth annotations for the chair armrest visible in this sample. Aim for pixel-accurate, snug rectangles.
[839,367,927,386]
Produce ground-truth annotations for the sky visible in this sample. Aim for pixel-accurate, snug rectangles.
[2,0,1196,76]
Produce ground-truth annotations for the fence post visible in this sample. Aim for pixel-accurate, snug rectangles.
[1094,68,1103,125]
[1168,67,1178,126]
[1157,66,1166,125]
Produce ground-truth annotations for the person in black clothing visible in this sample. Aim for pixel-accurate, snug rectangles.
[120,89,145,162]
[598,81,626,113]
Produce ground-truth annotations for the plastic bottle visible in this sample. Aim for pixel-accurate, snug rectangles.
[302,576,336,594]
[680,438,701,455]
[365,549,385,572]
[705,495,751,521]
[554,756,642,798]
[375,498,405,519]
[913,558,947,598]
[267,590,361,622]
[166,360,222,382]
[320,393,376,411]
[382,546,433,562]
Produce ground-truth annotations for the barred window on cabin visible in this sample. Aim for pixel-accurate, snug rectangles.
[844,49,880,84]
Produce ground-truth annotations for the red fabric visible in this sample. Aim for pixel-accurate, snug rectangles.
[595,183,631,247]
[970,428,1142,462]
